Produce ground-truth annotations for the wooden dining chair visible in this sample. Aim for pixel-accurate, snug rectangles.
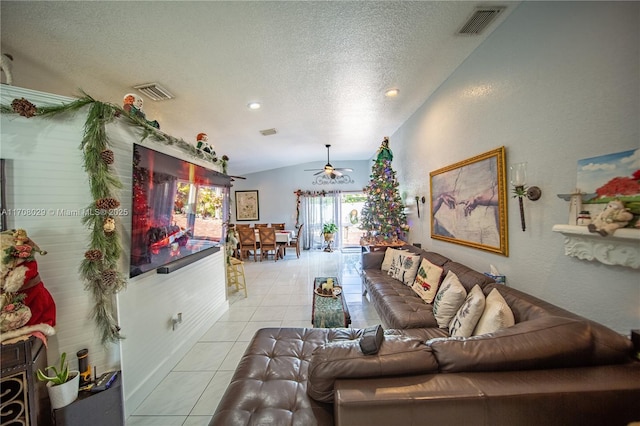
[270,223,285,230]
[258,227,279,262]
[237,227,259,261]
[254,223,269,228]
[235,223,251,229]
[285,223,303,258]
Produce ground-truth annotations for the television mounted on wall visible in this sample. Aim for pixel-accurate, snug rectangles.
[130,144,230,277]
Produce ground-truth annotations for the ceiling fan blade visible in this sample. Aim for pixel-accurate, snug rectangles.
[229,175,246,180]
[314,170,325,176]
[334,168,353,172]
[332,170,343,177]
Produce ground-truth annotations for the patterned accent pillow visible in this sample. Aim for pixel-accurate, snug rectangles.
[432,271,467,328]
[388,251,421,285]
[381,248,399,272]
[449,285,486,337]
[411,258,444,303]
[473,288,515,336]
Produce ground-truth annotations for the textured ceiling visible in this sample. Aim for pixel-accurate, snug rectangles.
[0,1,516,175]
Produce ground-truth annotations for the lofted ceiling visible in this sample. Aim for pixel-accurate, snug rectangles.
[0,1,517,176]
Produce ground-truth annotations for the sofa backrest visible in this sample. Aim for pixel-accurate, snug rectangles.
[398,245,496,292]
[362,245,495,294]
[487,284,633,365]
[427,316,597,372]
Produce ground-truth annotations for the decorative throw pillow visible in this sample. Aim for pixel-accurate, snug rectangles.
[432,271,467,328]
[388,251,421,285]
[473,288,515,336]
[411,258,444,303]
[449,285,486,337]
[381,248,398,272]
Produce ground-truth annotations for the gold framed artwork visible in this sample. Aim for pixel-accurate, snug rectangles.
[430,147,508,256]
[235,190,259,221]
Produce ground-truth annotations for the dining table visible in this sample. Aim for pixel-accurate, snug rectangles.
[254,229,294,244]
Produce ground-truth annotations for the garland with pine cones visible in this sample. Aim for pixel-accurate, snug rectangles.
[1,91,230,344]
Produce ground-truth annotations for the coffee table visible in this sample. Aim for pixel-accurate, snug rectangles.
[311,276,351,328]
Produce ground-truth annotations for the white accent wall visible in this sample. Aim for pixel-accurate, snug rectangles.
[392,2,639,334]
[1,86,228,417]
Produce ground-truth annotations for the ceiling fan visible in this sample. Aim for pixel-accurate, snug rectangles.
[305,144,353,177]
[228,175,246,183]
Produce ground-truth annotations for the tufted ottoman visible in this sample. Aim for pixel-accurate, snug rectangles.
[210,327,361,426]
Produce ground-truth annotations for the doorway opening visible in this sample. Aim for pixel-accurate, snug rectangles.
[340,192,366,248]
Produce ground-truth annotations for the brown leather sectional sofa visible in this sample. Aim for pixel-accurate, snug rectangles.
[211,246,640,426]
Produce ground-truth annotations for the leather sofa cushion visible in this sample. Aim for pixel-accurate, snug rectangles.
[308,334,439,403]
[363,270,438,329]
[427,316,595,372]
[211,327,355,426]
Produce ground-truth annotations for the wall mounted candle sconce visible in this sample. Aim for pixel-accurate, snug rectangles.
[510,162,541,231]
[415,196,426,218]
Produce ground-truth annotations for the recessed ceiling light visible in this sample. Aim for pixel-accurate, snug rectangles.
[385,89,400,97]
[248,102,261,110]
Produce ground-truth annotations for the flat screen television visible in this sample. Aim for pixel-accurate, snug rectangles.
[130,144,230,277]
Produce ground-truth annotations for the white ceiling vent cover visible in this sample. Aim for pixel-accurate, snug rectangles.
[458,7,505,35]
[133,83,174,101]
[260,128,277,136]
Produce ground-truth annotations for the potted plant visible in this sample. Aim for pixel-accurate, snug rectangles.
[322,223,338,252]
[322,222,338,239]
[36,352,80,409]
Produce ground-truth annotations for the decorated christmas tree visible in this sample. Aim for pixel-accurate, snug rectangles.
[360,137,409,243]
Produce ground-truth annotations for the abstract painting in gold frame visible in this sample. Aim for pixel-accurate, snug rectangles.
[430,147,508,256]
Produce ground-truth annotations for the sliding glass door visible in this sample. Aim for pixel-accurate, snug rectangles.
[339,192,366,248]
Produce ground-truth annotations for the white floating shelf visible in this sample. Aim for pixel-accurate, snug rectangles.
[552,224,640,269]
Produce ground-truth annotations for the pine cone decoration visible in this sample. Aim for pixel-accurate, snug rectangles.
[100,149,115,165]
[84,249,103,261]
[11,98,37,118]
[95,197,120,210]
[101,269,118,287]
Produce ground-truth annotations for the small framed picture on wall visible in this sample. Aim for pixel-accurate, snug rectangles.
[235,190,259,221]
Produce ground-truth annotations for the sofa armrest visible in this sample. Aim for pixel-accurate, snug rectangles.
[307,335,438,403]
[361,251,385,270]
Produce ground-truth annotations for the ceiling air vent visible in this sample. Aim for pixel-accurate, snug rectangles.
[133,83,174,101]
[260,128,277,136]
[458,7,505,35]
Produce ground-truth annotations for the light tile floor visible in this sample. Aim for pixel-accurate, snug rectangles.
[126,248,380,426]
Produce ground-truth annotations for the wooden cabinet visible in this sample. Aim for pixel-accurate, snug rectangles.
[1,336,52,426]
[52,372,124,426]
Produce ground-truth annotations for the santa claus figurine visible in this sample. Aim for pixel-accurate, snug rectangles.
[196,133,215,156]
[1,229,56,341]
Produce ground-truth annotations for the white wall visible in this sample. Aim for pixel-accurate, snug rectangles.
[230,159,371,227]
[1,87,119,370]
[106,123,229,417]
[1,86,229,417]
[393,1,639,334]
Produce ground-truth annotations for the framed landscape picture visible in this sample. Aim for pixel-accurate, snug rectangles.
[235,190,259,221]
[430,147,508,256]
[577,148,639,204]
